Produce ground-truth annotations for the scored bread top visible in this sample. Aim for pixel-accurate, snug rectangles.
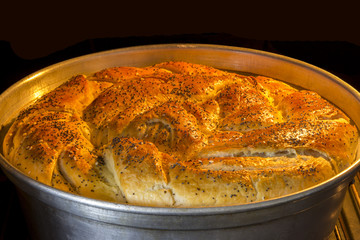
[3,61,359,207]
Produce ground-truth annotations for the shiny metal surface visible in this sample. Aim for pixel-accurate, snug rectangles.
[1,44,360,240]
[334,172,360,239]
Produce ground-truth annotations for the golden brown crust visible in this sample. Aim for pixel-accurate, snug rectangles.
[121,101,207,160]
[201,121,358,172]
[279,90,350,121]
[3,61,358,207]
[106,137,335,207]
[92,66,173,83]
[169,155,334,206]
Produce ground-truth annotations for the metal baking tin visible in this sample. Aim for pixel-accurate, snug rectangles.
[1,44,360,240]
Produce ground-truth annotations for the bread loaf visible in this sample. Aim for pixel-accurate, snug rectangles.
[3,61,358,207]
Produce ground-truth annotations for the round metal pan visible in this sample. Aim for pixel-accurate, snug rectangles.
[1,44,360,240]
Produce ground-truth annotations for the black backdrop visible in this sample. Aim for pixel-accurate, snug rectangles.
[1,34,360,95]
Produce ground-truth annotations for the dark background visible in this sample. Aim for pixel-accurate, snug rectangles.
[0,1,359,239]
[1,1,360,93]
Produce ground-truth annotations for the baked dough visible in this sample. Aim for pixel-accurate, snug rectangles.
[3,61,359,207]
